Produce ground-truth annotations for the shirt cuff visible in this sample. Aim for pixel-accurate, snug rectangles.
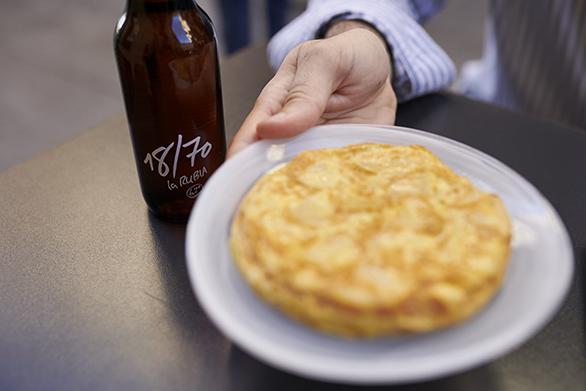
[267,0,455,102]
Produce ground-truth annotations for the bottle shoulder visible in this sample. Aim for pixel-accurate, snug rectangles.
[114,9,216,55]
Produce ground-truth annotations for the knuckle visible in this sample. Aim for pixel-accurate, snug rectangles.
[254,94,278,115]
[296,40,319,55]
[254,94,268,107]
[287,86,313,103]
[286,87,322,113]
[297,40,337,65]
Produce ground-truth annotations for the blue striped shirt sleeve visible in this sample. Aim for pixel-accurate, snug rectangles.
[267,0,455,102]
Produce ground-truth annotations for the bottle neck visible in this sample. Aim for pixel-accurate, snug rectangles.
[127,0,197,13]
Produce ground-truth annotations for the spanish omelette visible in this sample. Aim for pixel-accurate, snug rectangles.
[229,143,511,337]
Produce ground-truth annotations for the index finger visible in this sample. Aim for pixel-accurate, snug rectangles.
[227,107,269,158]
[227,61,296,158]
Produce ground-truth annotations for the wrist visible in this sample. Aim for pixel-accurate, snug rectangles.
[324,19,393,77]
[325,20,383,41]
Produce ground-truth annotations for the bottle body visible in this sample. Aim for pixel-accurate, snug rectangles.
[114,1,226,222]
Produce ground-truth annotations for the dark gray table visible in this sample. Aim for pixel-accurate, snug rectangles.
[0,46,584,390]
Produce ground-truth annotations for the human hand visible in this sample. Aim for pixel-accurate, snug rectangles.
[228,23,397,157]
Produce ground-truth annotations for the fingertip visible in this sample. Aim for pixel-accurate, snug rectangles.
[227,125,260,159]
[226,144,239,159]
[257,116,294,139]
[257,112,312,140]
[257,113,289,138]
[226,141,243,159]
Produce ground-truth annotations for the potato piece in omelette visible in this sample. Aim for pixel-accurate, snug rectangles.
[229,143,511,337]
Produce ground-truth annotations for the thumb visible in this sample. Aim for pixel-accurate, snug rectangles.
[257,46,336,139]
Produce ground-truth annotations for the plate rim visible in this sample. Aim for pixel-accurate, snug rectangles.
[185,124,574,384]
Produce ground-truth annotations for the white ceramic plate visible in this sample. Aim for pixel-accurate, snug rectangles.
[185,125,573,384]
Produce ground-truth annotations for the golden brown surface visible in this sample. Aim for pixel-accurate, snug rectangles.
[230,144,511,337]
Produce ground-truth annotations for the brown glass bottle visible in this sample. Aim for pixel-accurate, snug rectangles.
[114,0,226,222]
